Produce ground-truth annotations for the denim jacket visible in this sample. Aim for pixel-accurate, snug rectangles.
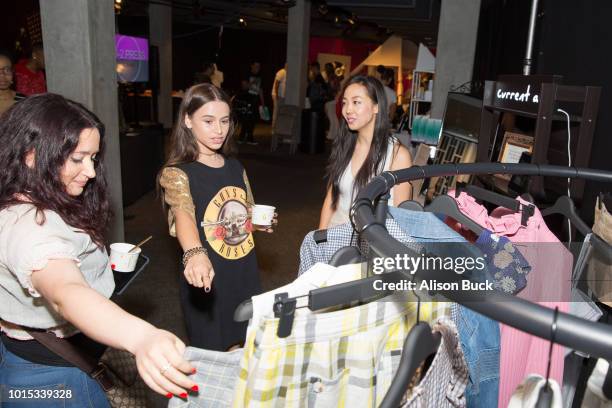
[388,206,500,408]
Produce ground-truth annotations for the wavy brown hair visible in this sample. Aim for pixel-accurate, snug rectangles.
[0,93,110,247]
[163,83,236,168]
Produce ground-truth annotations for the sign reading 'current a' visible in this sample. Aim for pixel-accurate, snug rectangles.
[496,85,539,104]
[483,75,562,115]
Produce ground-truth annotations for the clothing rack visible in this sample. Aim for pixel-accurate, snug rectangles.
[350,162,612,361]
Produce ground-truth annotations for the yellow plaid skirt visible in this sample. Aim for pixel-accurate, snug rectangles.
[233,292,451,407]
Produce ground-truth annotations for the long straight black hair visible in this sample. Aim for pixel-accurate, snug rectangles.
[326,75,391,209]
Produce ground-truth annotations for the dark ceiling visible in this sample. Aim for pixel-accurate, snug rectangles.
[118,0,440,46]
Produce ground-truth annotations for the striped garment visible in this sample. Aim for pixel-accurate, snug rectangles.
[401,317,468,407]
[233,291,451,407]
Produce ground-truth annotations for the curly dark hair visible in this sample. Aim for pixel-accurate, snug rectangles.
[0,93,110,247]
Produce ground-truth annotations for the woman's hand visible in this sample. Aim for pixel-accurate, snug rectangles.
[132,327,198,398]
[253,212,278,233]
[184,252,214,291]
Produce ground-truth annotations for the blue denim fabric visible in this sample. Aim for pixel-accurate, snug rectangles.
[388,206,500,408]
[0,340,110,408]
[453,305,500,408]
[388,206,466,243]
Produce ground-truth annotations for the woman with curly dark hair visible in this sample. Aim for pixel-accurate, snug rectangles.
[0,94,197,406]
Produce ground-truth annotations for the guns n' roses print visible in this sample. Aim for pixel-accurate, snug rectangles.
[202,185,254,260]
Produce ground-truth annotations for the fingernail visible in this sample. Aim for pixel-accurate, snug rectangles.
[165,393,173,399]
[191,368,197,374]
[180,392,188,399]
[191,385,199,392]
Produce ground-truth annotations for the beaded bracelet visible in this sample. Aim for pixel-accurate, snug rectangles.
[182,246,208,267]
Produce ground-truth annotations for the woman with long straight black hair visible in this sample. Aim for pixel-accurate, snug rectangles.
[319,75,413,229]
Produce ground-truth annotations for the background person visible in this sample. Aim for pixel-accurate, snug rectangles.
[271,63,286,134]
[324,62,341,141]
[243,62,264,144]
[0,51,25,116]
[233,79,259,144]
[0,94,197,405]
[14,43,46,96]
[319,75,413,229]
[381,68,398,122]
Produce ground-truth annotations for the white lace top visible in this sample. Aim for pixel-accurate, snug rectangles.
[329,139,397,228]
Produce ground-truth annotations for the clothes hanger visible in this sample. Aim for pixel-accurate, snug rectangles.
[273,271,405,338]
[455,182,535,226]
[599,192,612,211]
[379,287,441,408]
[398,200,425,212]
[235,195,388,322]
[425,194,484,235]
[456,182,521,212]
[541,195,590,236]
[535,307,559,408]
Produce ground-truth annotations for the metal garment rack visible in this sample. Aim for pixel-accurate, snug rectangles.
[351,162,612,361]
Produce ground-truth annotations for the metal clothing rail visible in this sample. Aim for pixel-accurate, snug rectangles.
[351,163,612,361]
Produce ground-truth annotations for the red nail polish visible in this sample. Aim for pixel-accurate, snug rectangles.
[191,385,199,392]
[180,392,188,398]
[165,393,173,399]
[191,368,197,374]
[111,264,116,270]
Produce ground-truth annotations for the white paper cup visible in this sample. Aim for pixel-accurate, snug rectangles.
[251,204,276,227]
[109,243,141,272]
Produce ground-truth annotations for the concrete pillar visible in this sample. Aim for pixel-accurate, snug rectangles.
[431,0,481,119]
[285,0,310,108]
[149,1,173,128]
[40,0,124,242]
[285,0,310,145]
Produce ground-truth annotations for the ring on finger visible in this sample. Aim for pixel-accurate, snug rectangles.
[160,362,172,375]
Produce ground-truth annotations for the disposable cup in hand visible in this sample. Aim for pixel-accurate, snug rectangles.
[109,243,141,272]
[251,205,276,227]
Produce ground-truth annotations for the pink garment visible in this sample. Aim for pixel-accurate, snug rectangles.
[448,191,571,408]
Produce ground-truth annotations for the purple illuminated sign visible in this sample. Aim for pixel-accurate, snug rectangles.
[115,35,148,61]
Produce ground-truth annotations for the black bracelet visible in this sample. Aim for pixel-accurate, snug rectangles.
[182,246,208,267]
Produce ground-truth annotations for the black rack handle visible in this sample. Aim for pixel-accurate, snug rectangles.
[351,163,612,361]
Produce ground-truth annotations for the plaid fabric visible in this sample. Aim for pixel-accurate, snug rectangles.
[298,218,422,275]
[401,317,469,408]
[233,283,451,407]
[168,348,243,408]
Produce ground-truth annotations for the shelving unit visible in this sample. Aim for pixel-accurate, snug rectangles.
[408,70,434,129]
[408,44,436,130]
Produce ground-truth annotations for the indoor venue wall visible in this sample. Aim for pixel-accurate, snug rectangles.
[0,0,41,59]
[472,0,532,85]
[172,26,286,102]
[536,0,612,224]
[472,0,611,224]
